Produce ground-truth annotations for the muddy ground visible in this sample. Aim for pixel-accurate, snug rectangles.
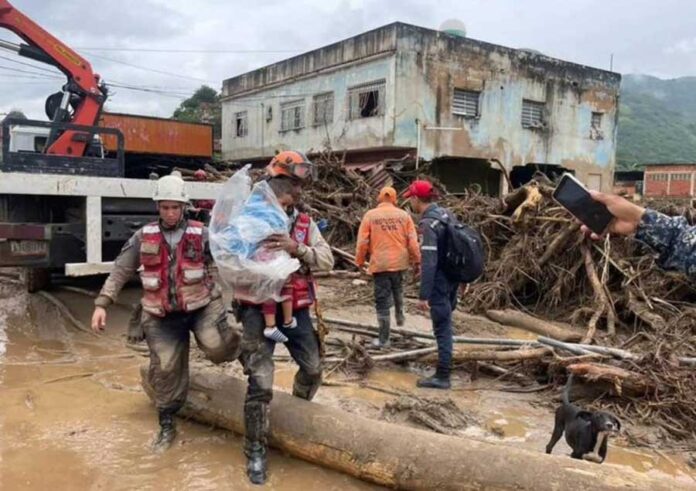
[0,275,694,490]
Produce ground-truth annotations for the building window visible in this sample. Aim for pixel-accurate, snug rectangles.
[280,100,305,132]
[235,111,248,137]
[348,79,385,120]
[521,99,546,129]
[672,173,691,181]
[649,173,668,181]
[590,112,604,140]
[313,92,334,126]
[452,89,480,118]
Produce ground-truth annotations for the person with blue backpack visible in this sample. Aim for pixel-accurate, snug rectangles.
[405,179,485,390]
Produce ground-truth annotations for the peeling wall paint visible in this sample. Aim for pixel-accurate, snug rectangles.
[221,23,620,191]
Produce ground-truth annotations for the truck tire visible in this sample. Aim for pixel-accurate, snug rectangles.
[24,267,51,293]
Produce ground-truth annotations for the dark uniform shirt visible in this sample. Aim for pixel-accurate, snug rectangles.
[636,208,696,279]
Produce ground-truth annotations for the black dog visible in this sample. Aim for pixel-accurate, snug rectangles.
[545,374,621,463]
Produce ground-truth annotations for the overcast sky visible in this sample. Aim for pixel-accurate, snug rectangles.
[0,0,694,119]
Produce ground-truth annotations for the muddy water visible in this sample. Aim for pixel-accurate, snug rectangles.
[0,282,378,491]
[316,366,696,486]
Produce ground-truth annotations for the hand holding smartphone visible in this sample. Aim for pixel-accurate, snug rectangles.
[552,173,614,235]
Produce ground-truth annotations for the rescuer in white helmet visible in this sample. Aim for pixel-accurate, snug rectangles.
[89,171,241,452]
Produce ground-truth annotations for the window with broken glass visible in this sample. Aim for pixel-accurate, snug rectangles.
[521,99,546,129]
[235,111,248,137]
[280,100,305,132]
[347,80,385,120]
[590,112,604,140]
[452,89,480,118]
[313,92,334,126]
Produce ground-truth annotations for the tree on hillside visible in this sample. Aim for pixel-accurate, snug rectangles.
[173,85,221,138]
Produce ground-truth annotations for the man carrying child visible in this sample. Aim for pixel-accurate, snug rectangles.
[232,150,334,485]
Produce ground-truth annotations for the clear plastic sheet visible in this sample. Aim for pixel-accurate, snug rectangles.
[209,165,299,302]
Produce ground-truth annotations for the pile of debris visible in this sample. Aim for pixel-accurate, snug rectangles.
[187,156,695,448]
[433,175,696,449]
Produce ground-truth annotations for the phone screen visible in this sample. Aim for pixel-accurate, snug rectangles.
[553,175,613,235]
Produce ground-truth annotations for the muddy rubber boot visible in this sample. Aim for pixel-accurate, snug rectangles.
[244,402,269,485]
[371,317,391,349]
[395,308,405,327]
[416,371,451,390]
[152,410,177,452]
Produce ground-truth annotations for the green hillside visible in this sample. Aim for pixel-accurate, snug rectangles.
[617,75,696,169]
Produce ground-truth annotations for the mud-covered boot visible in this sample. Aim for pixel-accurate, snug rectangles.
[395,309,406,327]
[244,402,269,485]
[394,298,406,327]
[371,317,391,349]
[152,410,177,452]
[416,369,451,390]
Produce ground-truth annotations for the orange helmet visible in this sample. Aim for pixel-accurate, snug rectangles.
[266,150,316,181]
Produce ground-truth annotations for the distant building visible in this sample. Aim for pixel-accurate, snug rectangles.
[221,23,620,195]
[644,163,696,199]
[613,170,644,200]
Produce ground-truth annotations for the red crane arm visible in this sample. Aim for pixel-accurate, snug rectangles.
[0,0,106,157]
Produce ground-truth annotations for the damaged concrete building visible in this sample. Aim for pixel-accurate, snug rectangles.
[221,23,620,194]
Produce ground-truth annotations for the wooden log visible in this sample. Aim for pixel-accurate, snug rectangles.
[320,316,539,347]
[313,270,366,279]
[566,362,656,396]
[140,366,685,491]
[422,347,551,364]
[627,292,666,330]
[486,309,582,342]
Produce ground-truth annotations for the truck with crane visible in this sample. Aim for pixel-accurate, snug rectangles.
[0,0,222,290]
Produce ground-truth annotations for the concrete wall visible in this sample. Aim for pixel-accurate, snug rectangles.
[220,23,621,191]
[393,25,620,191]
[221,55,398,161]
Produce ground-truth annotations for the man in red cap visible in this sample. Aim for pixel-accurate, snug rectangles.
[405,179,458,389]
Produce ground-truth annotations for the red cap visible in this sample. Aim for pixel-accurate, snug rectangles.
[403,180,436,199]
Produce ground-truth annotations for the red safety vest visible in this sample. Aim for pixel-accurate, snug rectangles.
[235,213,316,310]
[288,213,315,310]
[139,220,212,317]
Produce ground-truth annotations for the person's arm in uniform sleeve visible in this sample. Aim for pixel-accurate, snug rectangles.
[635,209,696,278]
[406,214,422,266]
[355,214,371,268]
[94,230,142,308]
[419,219,438,301]
[297,219,335,272]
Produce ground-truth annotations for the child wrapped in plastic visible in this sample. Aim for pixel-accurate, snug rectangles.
[209,166,300,342]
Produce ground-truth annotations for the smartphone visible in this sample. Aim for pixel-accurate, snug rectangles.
[552,173,613,235]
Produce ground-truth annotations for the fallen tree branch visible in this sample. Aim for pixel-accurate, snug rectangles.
[319,316,540,347]
[423,347,551,364]
[566,362,656,396]
[485,310,582,342]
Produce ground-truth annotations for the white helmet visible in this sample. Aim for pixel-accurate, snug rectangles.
[153,172,189,203]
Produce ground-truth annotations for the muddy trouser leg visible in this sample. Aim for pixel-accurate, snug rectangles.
[127,303,144,343]
[239,305,275,483]
[373,273,393,342]
[142,311,191,414]
[191,297,242,364]
[429,272,454,380]
[391,271,405,326]
[281,307,323,401]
